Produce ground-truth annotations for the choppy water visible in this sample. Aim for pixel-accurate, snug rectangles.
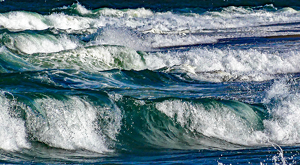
[2,0,300,164]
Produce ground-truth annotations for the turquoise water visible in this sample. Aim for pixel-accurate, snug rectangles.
[1,1,300,164]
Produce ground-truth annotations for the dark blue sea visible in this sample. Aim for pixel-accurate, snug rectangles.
[2,0,300,164]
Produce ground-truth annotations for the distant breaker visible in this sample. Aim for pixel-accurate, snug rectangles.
[1,0,300,13]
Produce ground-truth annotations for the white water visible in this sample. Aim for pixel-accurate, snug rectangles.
[0,91,122,152]
[22,46,146,71]
[3,38,300,82]
[155,79,300,148]
[145,48,300,82]
[1,3,300,79]
[26,96,121,153]
[260,79,300,145]
[0,92,30,151]
[156,99,261,147]
[0,4,299,35]
[3,33,79,54]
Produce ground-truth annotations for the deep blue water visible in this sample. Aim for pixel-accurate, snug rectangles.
[1,0,300,164]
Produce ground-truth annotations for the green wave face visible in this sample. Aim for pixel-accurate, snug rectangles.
[115,96,267,150]
[0,66,270,152]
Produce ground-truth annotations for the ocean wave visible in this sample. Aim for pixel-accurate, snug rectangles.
[2,42,300,82]
[112,81,300,149]
[146,48,300,82]
[1,71,300,153]
[0,4,299,35]
[0,90,122,153]
[0,92,30,151]
[2,0,300,164]
[2,32,80,54]
[26,95,120,153]
[114,96,266,150]
[55,3,154,17]
[0,45,146,72]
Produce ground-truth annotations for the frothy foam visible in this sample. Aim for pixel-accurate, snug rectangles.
[24,46,146,71]
[155,79,300,148]
[156,99,262,147]
[26,96,121,153]
[57,3,153,18]
[259,79,300,145]
[6,43,300,82]
[3,33,79,54]
[145,48,300,82]
[0,92,30,151]
[0,11,98,31]
[46,13,96,31]
[0,5,299,36]
[0,11,48,31]
[94,8,154,18]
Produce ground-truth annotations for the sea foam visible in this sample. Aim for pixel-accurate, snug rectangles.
[0,92,30,151]
[3,33,79,54]
[26,96,120,153]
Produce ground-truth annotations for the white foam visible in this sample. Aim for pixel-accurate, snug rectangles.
[3,33,79,54]
[92,27,152,51]
[0,4,299,49]
[17,44,300,81]
[8,38,300,82]
[26,96,121,153]
[156,79,300,147]
[0,5,298,35]
[0,92,30,151]
[278,7,298,13]
[94,8,154,18]
[122,6,300,37]
[91,27,219,51]
[46,13,96,31]
[74,3,92,15]
[149,33,218,49]
[24,46,146,71]
[0,11,98,32]
[0,11,48,31]
[204,5,299,29]
[156,99,261,147]
[85,5,300,51]
[144,48,300,82]
[257,80,300,145]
